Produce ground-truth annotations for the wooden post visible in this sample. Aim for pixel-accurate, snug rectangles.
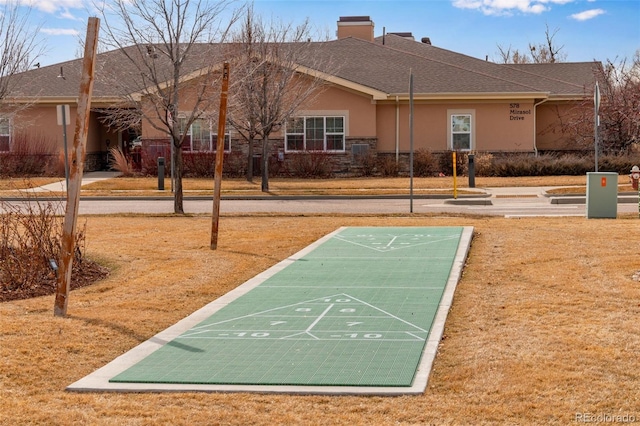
[53,17,100,317]
[211,62,230,250]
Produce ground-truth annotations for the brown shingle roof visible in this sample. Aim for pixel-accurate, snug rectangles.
[370,34,600,97]
[6,35,601,102]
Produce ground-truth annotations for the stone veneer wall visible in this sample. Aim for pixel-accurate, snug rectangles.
[84,152,105,172]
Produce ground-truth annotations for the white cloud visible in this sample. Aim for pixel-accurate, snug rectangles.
[40,27,80,36]
[452,0,576,15]
[570,8,605,21]
[3,0,86,14]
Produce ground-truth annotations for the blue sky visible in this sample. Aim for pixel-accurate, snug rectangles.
[18,0,640,66]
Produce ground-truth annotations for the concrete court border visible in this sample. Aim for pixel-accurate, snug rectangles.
[67,226,474,396]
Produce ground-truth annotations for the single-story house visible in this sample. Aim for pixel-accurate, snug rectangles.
[1,15,602,174]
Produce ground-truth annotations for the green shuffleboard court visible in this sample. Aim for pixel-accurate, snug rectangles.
[68,226,473,395]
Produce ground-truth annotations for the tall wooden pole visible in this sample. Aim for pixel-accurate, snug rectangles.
[54,17,100,317]
[211,62,230,250]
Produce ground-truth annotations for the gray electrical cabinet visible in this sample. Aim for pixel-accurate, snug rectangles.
[586,172,618,219]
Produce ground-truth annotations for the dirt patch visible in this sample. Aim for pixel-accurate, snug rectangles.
[0,259,109,302]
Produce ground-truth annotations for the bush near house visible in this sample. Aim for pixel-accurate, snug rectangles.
[478,152,640,177]
[4,140,640,179]
[0,134,61,177]
[354,151,377,177]
[414,148,440,177]
[0,196,108,301]
[286,152,333,178]
[377,154,400,177]
[430,151,640,178]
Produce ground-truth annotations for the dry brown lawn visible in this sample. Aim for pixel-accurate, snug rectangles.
[4,175,637,197]
[81,175,591,196]
[0,177,60,191]
[1,212,639,425]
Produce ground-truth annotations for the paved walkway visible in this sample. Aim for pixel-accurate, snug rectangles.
[23,171,573,199]
[26,171,122,193]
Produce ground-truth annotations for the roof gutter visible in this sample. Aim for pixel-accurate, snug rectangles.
[386,92,547,101]
[5,96,130,105]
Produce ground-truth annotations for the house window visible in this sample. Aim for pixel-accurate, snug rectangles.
[178,117,230,152]
[285,116,345,152]
[0,118,10,151]
[451,114,472,150]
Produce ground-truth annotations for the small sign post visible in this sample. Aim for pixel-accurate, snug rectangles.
[56,104,71,193]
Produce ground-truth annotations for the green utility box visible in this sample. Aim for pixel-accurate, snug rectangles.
[586,172,618,219]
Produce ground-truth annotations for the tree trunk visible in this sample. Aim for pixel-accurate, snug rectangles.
[245,138,253,182]
[173,138,184,214]
[261,134,269,192]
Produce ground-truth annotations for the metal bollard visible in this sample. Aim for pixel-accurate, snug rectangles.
[157,157,165,190]
[468,154,475,188]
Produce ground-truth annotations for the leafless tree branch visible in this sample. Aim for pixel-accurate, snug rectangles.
[0,2,44,116]
[227,5,331,188]
[94,0,242,213]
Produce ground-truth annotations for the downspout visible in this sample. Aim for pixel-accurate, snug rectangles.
[533,98,549,157]
[395,96,399,163]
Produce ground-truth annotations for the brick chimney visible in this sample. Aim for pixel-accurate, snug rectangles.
[337,16,374,41]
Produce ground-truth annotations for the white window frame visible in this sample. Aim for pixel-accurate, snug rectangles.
[448,110,475,151]
[0,118,11,152]
[285,115,346,152]
[178,116,230,152]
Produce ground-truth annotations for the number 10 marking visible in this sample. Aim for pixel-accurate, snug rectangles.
[345,333,382,339]
[230,332,270,338]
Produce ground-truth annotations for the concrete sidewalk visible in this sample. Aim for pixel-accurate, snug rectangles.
[16,171,618,206]
[25,171,122,193]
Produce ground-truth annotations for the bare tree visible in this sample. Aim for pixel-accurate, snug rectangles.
[0,2,43,113]
[528,24,566,64]
[496,44,530,64]
[95,0,241,213]
[496,24,566,64]
[598,51,640,152]
[543,53,639,154]
[227,6,328,190]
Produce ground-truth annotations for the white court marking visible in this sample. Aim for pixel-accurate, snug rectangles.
[333,232,460,252]
[178,293,428,342]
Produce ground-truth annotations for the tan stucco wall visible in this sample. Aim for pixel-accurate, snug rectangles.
[536,102,590,150]
[141,79,377,141]
[477,101,534,151]
[375,100,536,152]
[14,106,114,154]
[14,106,63,145]
[141,74,221,140]
[303,85,377,137]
